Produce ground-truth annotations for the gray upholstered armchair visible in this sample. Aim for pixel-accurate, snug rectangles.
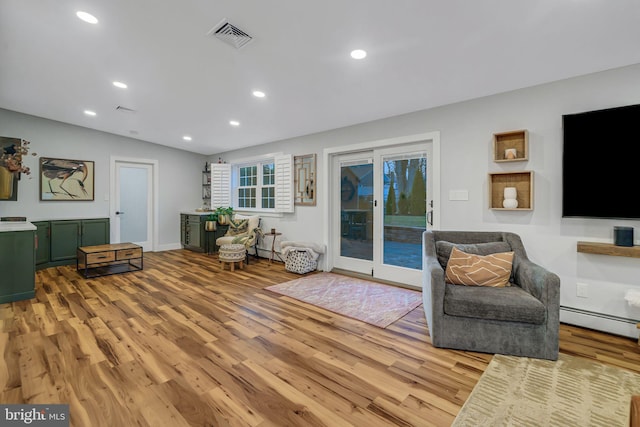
[422,230,560,360]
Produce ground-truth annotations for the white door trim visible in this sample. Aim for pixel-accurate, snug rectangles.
[110,156,160,251]
[322,131,441,273]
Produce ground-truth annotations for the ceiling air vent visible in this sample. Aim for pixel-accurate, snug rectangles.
[207,19,253,49]
[116,106,136,113]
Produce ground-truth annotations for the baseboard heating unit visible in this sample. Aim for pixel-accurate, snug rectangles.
[560,306,639,339]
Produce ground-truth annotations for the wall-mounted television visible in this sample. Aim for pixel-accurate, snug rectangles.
[562,103,640,219]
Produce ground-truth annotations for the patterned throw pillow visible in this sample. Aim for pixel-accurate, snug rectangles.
[435,241,512,269]
[445,247,514,287]
[227,218,248,236]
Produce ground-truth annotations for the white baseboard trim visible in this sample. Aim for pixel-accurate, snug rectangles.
[560,306,639,339]
[156,243,182,251]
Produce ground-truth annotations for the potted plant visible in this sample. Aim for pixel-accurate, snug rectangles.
[215,206,234,225]
[205,213,217,231]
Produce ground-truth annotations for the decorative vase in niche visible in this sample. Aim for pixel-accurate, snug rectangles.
[503,198,518,209]
[505,148,517,160]
[503,186,518,209]
[504,187,517,199]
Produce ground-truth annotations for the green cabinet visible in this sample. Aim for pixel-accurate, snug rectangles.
[180,214,228,253]
[0,228,36,303]
[210,224,229,253]
[37,218,110,269]
[33,221,50,265]
[50,220,81,261]
[181,214,205,252]
[51,218,110,261]
[80,219,110,247]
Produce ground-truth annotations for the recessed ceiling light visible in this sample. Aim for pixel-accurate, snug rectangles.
[84,110,96,116]
[113,81,127,89]
[182,136,192,141]
[76,11,98,24]
[252,90,265,98]
[229,120,240,126]
[350,49,367,60]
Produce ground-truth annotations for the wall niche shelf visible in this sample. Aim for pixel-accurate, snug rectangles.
[577,241,640,258]
[489,171,533,210]
[493,129,528,162]
[202,170,211,203]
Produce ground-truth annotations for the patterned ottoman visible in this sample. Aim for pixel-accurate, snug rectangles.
[219,244,246,271]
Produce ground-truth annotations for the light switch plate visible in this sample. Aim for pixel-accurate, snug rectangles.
[449,190,469,201]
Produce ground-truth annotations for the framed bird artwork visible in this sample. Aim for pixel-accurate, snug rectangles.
[39,157,95,201]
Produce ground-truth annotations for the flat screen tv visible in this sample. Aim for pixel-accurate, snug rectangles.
[562,103,640,219]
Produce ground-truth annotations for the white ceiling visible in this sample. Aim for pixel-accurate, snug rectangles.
[2,1,640,155]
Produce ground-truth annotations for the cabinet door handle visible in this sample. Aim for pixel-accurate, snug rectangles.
[35,235,39,250]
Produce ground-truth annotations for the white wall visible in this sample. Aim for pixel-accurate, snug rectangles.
[3,63,639,338]
[0,108,205,249]
[212,63,640,337]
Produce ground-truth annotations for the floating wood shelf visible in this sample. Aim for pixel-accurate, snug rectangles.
[493,129,528,162]
[577,241,640,258]
[488,171,533,210]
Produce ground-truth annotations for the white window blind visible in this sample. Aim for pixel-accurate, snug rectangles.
[274,154,293,212]
[210,163,231,208]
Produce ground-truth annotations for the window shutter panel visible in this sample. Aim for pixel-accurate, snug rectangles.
[274,154,294,212]
[210,163,231,208]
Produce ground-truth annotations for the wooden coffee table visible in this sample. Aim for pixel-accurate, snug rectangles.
[77,243,143,278]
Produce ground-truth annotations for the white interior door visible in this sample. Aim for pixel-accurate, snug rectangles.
[112,160,154,251]
[331,141,433,288]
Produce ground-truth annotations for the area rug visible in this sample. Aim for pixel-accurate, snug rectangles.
[452,353,640,426]
[265,272,422,328]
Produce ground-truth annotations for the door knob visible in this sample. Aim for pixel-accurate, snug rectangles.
[116,211,125,215]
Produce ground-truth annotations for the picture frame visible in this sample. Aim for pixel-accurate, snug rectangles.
[294,153,316,206]
[0,137,21,201]
[40,157,95,201]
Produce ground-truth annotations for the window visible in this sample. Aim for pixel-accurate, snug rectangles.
[236,162,273,209]
[210,154,293,213]
[262,163,275,209]
[238,165,257,208]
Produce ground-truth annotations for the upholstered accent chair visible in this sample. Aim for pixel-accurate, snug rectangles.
[422,230,560,360]
[216,214,261,264]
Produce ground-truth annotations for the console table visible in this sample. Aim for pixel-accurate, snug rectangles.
[77,243,143,278]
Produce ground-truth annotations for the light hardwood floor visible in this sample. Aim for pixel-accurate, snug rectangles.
[1,250,639,426]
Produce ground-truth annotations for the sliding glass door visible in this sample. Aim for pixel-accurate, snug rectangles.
[333,153,374,274]
[374,146,429,285]
[332,142,432,287]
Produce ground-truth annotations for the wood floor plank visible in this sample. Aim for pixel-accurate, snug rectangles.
[263,356,398,427]
[0,250,637,426]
